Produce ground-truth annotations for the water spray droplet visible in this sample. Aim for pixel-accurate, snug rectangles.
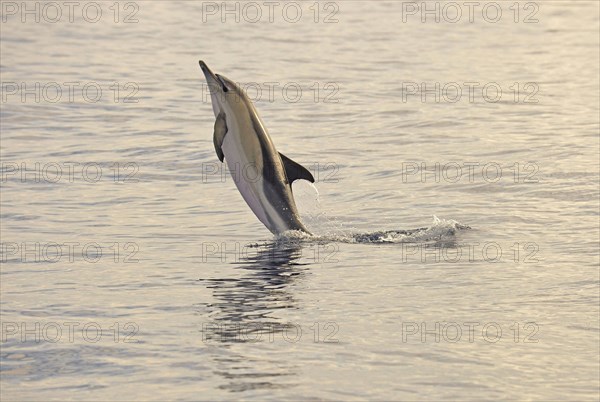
[308,182,320,205]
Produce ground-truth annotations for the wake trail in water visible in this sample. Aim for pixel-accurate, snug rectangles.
[274,216,470,245]
[282,183,471,245]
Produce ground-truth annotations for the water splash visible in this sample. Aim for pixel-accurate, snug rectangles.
[277,215,470,245]
[308,182,320,203]
[290,183,469,244]
[294,181,351,237]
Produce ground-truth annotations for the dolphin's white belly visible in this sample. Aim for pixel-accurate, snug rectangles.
[221,131,286,233]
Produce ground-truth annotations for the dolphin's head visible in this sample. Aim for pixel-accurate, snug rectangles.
[199,60,247,117]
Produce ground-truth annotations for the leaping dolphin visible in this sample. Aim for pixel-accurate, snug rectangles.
[199,61,314,235]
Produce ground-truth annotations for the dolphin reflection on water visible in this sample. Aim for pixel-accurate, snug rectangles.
[196,241,309,392]
[197,241,308,343]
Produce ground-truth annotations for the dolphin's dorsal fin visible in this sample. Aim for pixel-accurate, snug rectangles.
[279,152,315,184]
[213,112,227,162]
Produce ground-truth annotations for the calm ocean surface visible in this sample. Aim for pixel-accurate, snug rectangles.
[1,1,599,400]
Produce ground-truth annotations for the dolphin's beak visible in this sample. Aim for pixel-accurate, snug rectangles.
[199,60,227,92]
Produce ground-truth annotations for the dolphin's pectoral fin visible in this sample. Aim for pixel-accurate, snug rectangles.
[279,152,315,184]
[213,112,227,162]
